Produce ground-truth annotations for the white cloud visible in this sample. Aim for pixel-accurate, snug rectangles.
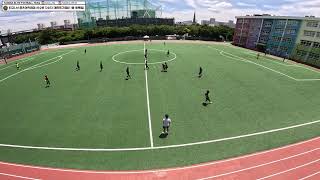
[237,2,256,7]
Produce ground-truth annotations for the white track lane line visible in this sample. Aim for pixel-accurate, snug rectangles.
[144,42,154,148]
[0,172,41,180]
[196,148,319,180]
[0,138,318,174]
[299,171,320,180]
[257,158,320,180]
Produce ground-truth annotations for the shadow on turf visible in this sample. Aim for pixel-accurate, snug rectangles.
[159,133,168,139]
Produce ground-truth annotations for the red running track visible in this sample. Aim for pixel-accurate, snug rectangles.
[0,137,319,180]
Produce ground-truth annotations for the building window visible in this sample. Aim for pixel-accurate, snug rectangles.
[306,21,319,28]
[276,20,287,26]
[274,27,284,34]
[287,20,299,26]
[313,42,320,48]
[304,30,316,37]
[285,29,296,35]
[280,46,288,52]
[309,52,320,60]
[297,50,307,57]
[282,37,292,43]
[301,40,312,47]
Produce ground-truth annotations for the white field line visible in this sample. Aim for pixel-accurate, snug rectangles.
[300,171,320,180]
[218,50,297,80]
[257,158,320,180]
[0,51,52,69]
[210,46,320,81]
[0,172,41,180]
[0,58,34,72]
[112,49,177,65]
[144,42,154,148]
[234,46,320,74]
[0,119,319,152]
[0,51,75,83]
[27,56,62,70]
[244,51,297,67]
[0,137,318,174]
[197,148,320,180]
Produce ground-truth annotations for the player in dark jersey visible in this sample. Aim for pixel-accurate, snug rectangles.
[84,49,87,54]
[257,53,260,60]
[167,50,170,57]
[204,90,212,104]
[161,63,167,72]
[126,67,131,79]
[44,75,50,88]
[76,61,80,71]
[198,67,203,78]
[100,61,103,72]
[164,62,168,71]
[145,59,149,70]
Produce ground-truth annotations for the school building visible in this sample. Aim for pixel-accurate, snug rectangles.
[233,14,320,67]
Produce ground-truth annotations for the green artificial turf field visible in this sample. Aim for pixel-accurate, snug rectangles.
[0,41,319,170]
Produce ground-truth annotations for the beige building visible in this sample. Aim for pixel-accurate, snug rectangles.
[293,18,320,66]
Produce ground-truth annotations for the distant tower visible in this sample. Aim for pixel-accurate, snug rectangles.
[192,11,196,24]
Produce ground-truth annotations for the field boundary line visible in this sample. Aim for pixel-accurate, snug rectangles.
[0,50,75,83]
[197,148,320,180]
[209,46,320,81]
[0,172,41,180]
[0,57,34,72]
[0,119,319,152]
[0,137,318,174]
[257,158,320,180]
[144,42,154,148]
[227,43,320,74]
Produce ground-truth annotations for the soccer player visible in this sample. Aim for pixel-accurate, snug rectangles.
[44,75,50,88]
[144,52,148,60]
[84,49,87,54]
[126,67,131,79]
[100,61,103,72]
[4,57,7,64]
[145,59,149,70]
[16,63,20,70]
[76,61,80,71]
[162,114,171,134]
[198,66,203,78]
[164,41,166,46]
[204,90,213,104]
[167,50,170,57]
[161,63,166,72]
[257,53,260,60]
[164,62,168,71]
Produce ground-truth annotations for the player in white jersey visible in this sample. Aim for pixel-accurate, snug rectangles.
[162,114,171,134]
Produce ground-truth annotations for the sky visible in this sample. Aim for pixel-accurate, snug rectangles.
[1,0,320,33]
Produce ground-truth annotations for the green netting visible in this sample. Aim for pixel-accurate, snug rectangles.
[77,0,161,28]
